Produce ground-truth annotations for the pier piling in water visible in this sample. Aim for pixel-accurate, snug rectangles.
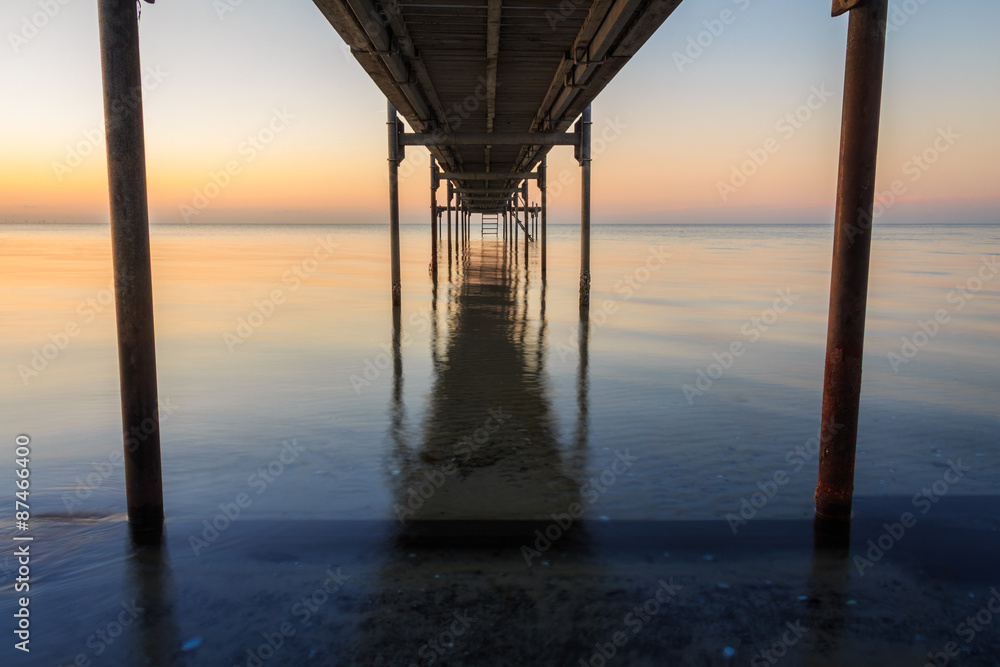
[387,101,402,306]
[447,181,453,257]
[815,0,889,524]
[523,181,529,259]
[579,106,592,306]
[540,157,547,278]
[430,160,439,278]
[98,0,163,535]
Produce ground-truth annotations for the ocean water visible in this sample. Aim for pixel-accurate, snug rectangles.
[1,223,997,523]
[1,222,998,666]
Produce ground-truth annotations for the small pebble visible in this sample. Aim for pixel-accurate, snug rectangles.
[181,638,202,652]
[797,595,808,601]
[723,646,736,658]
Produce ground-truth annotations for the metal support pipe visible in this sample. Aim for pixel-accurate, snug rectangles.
[388,101,402,306]
[98,0,163,534]
[579,106,592,305]
[540,157,548,278]
[447,181,452,257]
[513,196,518,250]
[815,0,889,523]
[430,159,439,278]
[523,181,529,259]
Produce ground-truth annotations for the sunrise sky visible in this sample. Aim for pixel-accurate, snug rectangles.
[2,0,998,225]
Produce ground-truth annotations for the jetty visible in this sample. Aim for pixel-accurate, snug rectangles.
[97,0,890,542]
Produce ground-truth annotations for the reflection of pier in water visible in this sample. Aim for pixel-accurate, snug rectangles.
[387,240,591,526]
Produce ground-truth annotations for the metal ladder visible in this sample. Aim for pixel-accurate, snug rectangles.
[481,213,499,237]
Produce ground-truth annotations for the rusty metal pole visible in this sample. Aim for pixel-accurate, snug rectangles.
[513,196,518,250]
[430,159,439,279]
[523,181,529,259]
[388,102,402,306]
[98,0,163,534]
[815,0,889,524]
[540,157,547,279]
[447,181,452,256]
[579,106,592,306]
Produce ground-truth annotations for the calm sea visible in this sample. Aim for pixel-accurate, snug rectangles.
[2,222,1000,666]
[1,223,997,524]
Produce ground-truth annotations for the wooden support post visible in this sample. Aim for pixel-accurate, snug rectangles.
[541,157,548,278]
[815,0,889,524]
[98,0,163,535]
[388,102,402,305]
[579,106,592,306]
[430,159,439,279]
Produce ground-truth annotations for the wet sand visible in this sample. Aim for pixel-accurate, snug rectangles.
[5,495,998,666]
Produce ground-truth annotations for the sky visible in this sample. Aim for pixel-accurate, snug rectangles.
[1,0,998,225]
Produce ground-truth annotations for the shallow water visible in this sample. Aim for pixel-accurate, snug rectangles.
[0,222,998,665]
[2,223,997,522]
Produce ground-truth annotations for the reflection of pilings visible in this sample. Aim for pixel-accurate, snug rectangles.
[99,0,163,535]
[537,278,547,376]
[387,101,402,306]
[447,181,453,263]
[571,300,591,478]
[805,520,851,663]
[389,240,577,522]
[391,305,404,444]
[431,268,439,368]
[579,106,592,306]
[128,543,180,667]
[815,0,888,524]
